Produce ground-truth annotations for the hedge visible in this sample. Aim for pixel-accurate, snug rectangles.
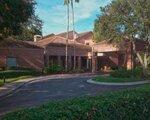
[110,67,143,78]
[0,70,42,79]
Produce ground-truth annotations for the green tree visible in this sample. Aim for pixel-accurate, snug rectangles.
[94,0,150,76]
[14,15,43,41]
[0,0,36,38]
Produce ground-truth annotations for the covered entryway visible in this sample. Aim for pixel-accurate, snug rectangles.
[97,52,119,71]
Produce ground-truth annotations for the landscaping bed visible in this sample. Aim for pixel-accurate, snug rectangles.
[1,84,150,120]
[94,68,150,83]
[94,76,142,83]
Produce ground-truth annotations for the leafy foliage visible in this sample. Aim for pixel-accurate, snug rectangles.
[94,0,150,76]
[1,84,150,120]
[0,0,36,38]
[44,65,63,74]
[14,15,43,41]
[0,70,41,79]
[110,67,143,78]
[64,0,79,5]
[94,0,150,43]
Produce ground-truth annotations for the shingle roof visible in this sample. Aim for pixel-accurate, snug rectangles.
[76,31,93,43]
[42,33,55,39]
[78,31,93,38]
[37,35,91,50]
[0,38,43,49]
[57,31,78,40]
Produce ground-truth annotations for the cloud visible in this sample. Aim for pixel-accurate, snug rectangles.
[36,0,112,35]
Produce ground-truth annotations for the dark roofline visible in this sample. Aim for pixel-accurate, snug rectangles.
[46,42,92,50]
[42,33,55,39]
[57,30,78,35]
[0,38,43,49]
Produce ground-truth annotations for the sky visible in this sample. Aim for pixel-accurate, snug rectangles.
[35,0,112,36]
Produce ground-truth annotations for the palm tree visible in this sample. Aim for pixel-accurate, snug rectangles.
[64,0,70,71]
[71,0,79,70]
[64,0,79,71]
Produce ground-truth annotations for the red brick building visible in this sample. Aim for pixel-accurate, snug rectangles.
[0,39,44,70]
[0,31,146,72]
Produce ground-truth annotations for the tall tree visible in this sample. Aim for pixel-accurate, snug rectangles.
[94,0,150,76]
[14,15,43,41]
[64,0,70,71]
[0,0,36,38]
[64,0,79,70]
[71,0,79,70]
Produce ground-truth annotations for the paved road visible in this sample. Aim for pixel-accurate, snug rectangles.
[0,75,138,116]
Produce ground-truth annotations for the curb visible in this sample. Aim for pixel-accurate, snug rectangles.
[87,79,150,86]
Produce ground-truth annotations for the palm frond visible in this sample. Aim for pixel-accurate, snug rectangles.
[64,0,79,5]
[64,0,70,5]
[75,0,79,3]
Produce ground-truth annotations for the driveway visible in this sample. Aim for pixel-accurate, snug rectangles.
[0,74,138,116]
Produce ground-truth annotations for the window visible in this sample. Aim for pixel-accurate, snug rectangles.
[6,57,17,68]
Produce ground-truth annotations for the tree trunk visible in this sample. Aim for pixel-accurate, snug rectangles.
[132,41,149,78]
[71,0,76,70]
[65,3,69,71]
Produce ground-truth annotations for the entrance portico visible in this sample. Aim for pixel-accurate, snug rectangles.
[92,41,132,73]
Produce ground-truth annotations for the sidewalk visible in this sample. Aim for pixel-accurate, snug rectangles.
[87,79,150,86]
[0,73,97,99]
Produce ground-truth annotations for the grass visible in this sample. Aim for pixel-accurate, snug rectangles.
[0,70,42,86]
[94,76,144,83]
[0,76,32,87]
[1,84,150,120]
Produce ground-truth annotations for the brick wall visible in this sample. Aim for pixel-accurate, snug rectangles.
[0,48,44,70]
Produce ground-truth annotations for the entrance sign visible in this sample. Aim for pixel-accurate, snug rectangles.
[97,53,104,56]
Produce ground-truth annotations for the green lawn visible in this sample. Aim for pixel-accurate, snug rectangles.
[0,70,42,86]
[94,76,144,83]
[1,84,150,120]
[0,76,32,87]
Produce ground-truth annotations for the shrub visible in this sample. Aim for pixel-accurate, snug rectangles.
[8,67,34,71]
[110,67,143,78]
[0,70,42,79]
[44,65,63,74]
[111,66,119,70]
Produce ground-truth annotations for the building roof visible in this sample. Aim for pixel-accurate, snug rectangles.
[42,33,55,39]
[78,31,93,38]
[94,40,119,52]
[0,38,43,49]
[57,31,78,40]
[94,39,149,53]
[37,35,91,50]
[76,31,93,43]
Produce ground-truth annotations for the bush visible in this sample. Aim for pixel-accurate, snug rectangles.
[111,66,119,70]
[44,65,63,74]
[0,70,42,79]
[110,67,143,78]
[8,67,34,71]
